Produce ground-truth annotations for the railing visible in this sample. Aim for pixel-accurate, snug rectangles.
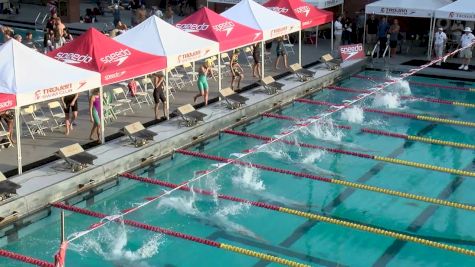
[34,12,48,32]
[370,41,380,62]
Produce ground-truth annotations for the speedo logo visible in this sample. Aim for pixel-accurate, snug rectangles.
[294,6,310,17]
[100,49,131,66]
[0,100,13,110]
[341,44,363,60]
[213,21,234,37]
[176,23,209,32]
[269,7,288,14]
[55,52,93,64]
[104,71,126,81]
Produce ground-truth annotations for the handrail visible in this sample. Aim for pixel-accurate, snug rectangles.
[371,41,380,59]
[34,12,41,29]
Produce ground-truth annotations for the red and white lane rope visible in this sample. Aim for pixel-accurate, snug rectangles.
[56,41,475,245]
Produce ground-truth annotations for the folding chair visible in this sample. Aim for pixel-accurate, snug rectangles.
[102,92,117,124]
[32,104,53,132]
[21,105,47,139]
[289,63,315,82]
[169,68,186,89]
[111,87,134,115]
[47,101,66,130]
[283,35,295,55]
[0,172,21,202]
[182,62,199,85]
[176,104,207,127]
[219,87,249,109]
[259,76,284,95]
[121,121,157,147]
[220,52,232,76]
[242,47,255,69]
[0,121,13,149]
[320,54,341,70]
[131,81,151,108]
[206,56,224,80]
[56,143,97,172]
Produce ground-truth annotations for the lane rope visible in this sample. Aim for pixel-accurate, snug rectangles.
[262,113,475,150]
[295,98,475,128]
[221,130,475,177]
[0,250,54,267]
[326,85,475,108]
[352,74,475,92]
[51,202,309,267]
[120,172,475,257]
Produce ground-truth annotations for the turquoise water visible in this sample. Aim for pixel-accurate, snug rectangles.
[1,70,475,266]
[1,27,43,44]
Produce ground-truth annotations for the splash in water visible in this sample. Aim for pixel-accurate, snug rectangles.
[341,106,364,124]
[70,222,163,267]
[389,79,412,96]
[372,92,401,109]
[304,120,344,142]
[231,166,265,191]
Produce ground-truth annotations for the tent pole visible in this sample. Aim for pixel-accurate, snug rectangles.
[218,53,222,92]
[316,26,319,48]
[363,13,367,49]
[261,41,265,79]
[99,86,105,144]
[166,70,170,120]
[298,30,302,66]
[331,20,334,52]
[428,17,436,60]
[15,107,22,175]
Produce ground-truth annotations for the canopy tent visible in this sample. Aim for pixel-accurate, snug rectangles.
[305,0,343,9]
[364,0,452,59]
[48,28,167,85]
[263,0,333,29]
[435,0,475,21]
[175,7,263,52]
[0,39,101,174]
[221,0,301,40]
[115,15,220,67]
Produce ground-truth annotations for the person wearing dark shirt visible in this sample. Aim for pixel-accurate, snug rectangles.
[377,17,390,55]
[366,14,378,46]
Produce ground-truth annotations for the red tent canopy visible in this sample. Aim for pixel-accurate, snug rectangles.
[48,28,167,85]
[176,7,263,52]
[263,0,333,29]
[0,93,16,112]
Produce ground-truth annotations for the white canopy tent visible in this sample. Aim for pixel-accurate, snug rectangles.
[115,16,219,118]
[221,0,301,78]
[0,39,101,174]
[306,0,344,9]
[435,0,475,21]
[365,0,452,58]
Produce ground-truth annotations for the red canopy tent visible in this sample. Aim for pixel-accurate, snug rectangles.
[263,0,333,29]
[48,28,167,85]
[0,94,15,113]
[175,7,263,52]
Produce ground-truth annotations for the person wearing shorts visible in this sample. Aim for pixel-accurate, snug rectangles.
[62,93,78,135]
[459,27,475,71]
[252,43,261,78]
[388,19,400,57]
[230,51,244,90]
[193,62,214,106]
[433,27,447,65]
[153,72,167,119]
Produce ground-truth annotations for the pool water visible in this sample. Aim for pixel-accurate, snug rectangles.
[1,70,475,266]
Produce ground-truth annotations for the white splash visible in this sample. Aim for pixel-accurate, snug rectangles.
[302,150,326,164]
[305,122,344,142]
[372,93,401,109]
[231,166,265,191]
[390,79,412,96]
[340,105,364,124]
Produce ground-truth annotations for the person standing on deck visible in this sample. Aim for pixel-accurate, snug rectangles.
[433,27,447,66]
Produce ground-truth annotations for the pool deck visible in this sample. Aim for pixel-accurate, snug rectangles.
[0,54,366,229]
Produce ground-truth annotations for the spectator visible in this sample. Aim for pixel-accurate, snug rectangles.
[388,19,400,56]
[356,9,365,43]
[136,5,147,25]
[63,28,73,43]
[13,34,21,42]
[252,42,261,78]
[458,27,475,71]
[334,15,343,51]
[433,27,447,65]
[274,36,288,69]
[45,13,57,32]
[230,51,244,91]
[54,17,66,48]
[116,20,128,33]
[377,17,389,56]
[23,32,37,50]
[109,1,124,27]
[366,14,378,47]
[164,6,174,24]
[342,18,352,45]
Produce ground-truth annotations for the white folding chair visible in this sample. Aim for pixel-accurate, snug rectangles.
[182,62,198,85]
[283,35,295,55]
[21,105,47,139]
[111,87,134,115]
[102,92,117,123]
[169,68,186,89]
[47,101,66,130]
[131,81,151,108]
[220,52,232,76]
[32,104,53,132]
[242,47,255,69]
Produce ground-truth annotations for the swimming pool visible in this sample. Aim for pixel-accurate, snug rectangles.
[1,69,475,266]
